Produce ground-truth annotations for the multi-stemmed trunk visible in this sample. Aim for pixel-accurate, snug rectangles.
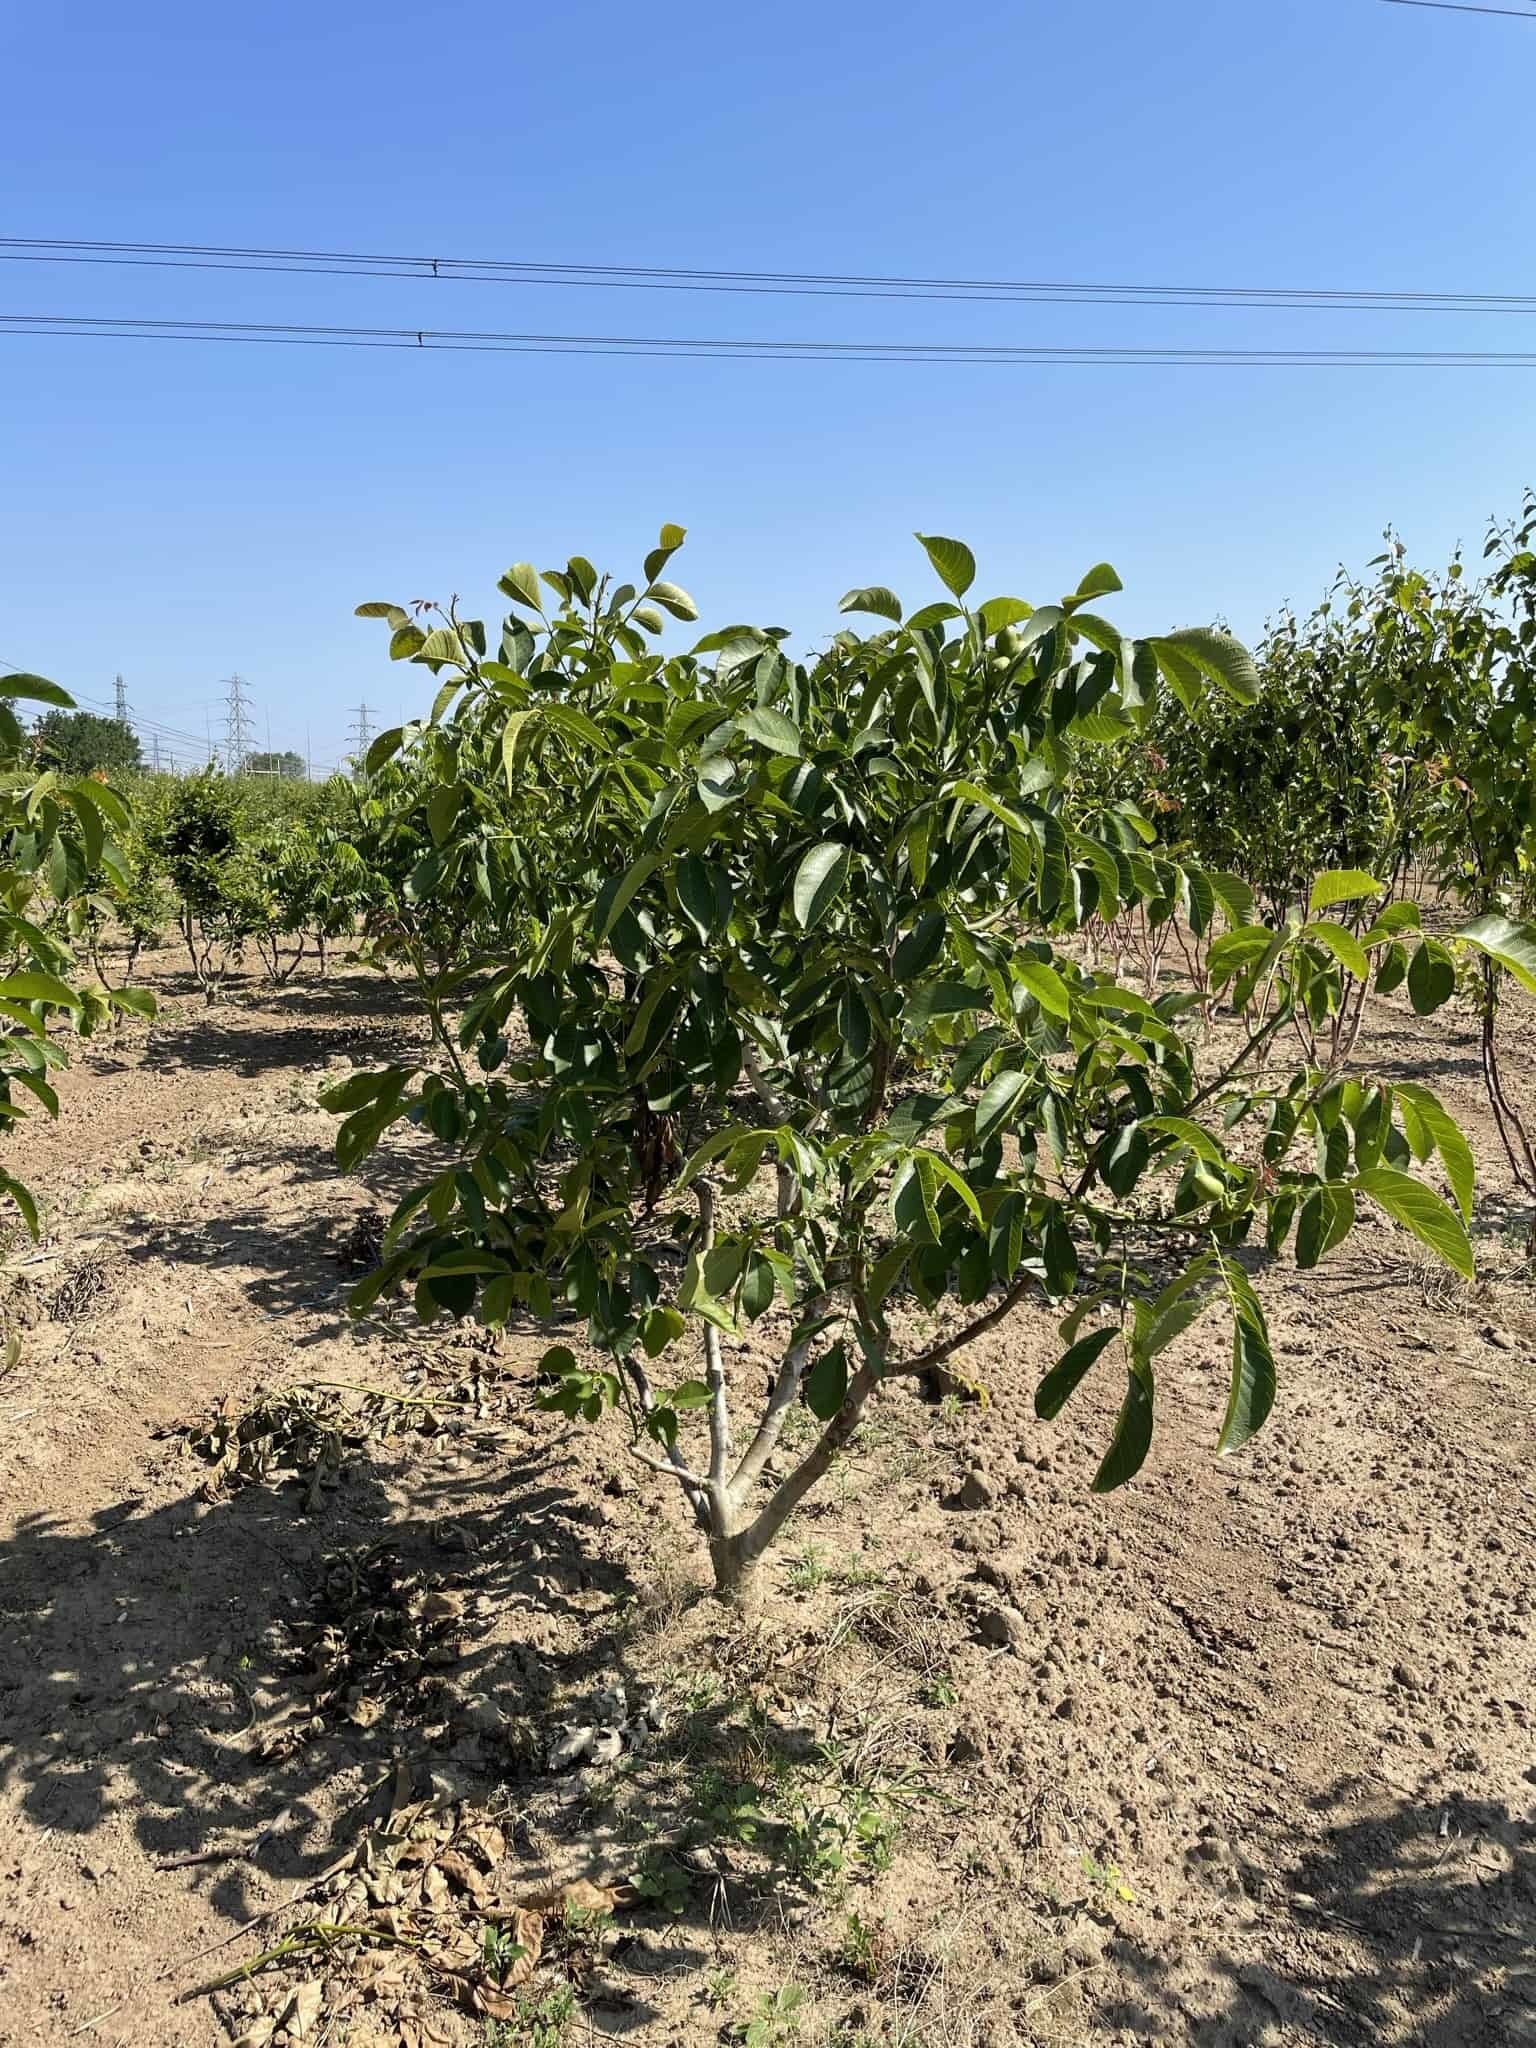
[629,1173,1037,1603]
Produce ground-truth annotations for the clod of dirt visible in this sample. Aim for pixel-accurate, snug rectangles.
[951,1469,996,1510]
[978,1605,1029,1652]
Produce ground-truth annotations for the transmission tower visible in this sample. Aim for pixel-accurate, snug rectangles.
[150,734,163,773]
[348,701,375,768]
[223,673,255,776]
[113,673,130,725]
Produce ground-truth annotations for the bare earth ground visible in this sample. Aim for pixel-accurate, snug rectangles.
[0,950,1532,2048]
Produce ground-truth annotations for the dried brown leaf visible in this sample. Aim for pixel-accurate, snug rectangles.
[433,1849,487,1899]
[280,1979,324,2040]
[516,1878,629,1915]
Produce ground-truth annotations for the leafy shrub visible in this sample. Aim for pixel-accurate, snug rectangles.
[0,671,154,1230]
[326,530,1513,1600]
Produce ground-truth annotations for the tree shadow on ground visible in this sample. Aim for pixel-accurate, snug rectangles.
[0,1436,643,1925]
[141,1010,419,1078]
[1090,1779,1535,2046]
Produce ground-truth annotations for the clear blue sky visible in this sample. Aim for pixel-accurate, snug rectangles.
[3,0,1534,773]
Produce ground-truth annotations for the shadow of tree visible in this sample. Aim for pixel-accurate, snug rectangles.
[1088,1777,1535,2046]
[0,1436,641,1932]
[141,1009,419,1078]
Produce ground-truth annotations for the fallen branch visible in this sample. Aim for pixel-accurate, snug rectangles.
[181,1921,419,2002]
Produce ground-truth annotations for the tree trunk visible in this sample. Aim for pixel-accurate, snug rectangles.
[708,1531,762,1609]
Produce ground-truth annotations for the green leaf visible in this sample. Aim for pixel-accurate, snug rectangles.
[1407,940,1456,1015]
[977,596,1033,636]
[1073,562,1124,601]
[914,533,976,599]
[903,980,988,1034]
[1034,1326,1118,1419]
[740,1253,775,1321]
[891,911,945,981]
[1210,871,1257,928]
[1150,627,1260,705]
[427,783,461,846]
[1101,1122,1150,1198]
[1393,1081,1475,1221]
[676,853,731,940]
[1309,869,1385,916]
[643,523,687,584]
[804,1340,850,1420]
[905,601,962,633]
[1014,957,1070,1020]
[0,672,73,709]
[1207,926,1277,981]
[1091,1353,1156,1492]
[647,580,699,622]
[920,1149,983,1226]
[838,585,903,623]
[669,1379,713,1410]
[1143,1115,1224,1164]
[365,726,405,774]
[1352,1168,1475,1280]
[676,1123,771,1189]
[414,626,469,670]
[497,562,545,612]
[319,1068,399,1112]
[892,1152,942,1243]
[1302,920,1370,981]
[974,1068,1030,1146]
[598,853,661,940]
[0,972,79,1007]
[1295,1185,1354,1268]
[642,1306,686,1357]
[702,1240,746,1298]
[737,707,802,757]
[1364,899,1423,939]
[0,1174,40,1239]
[1455,912,1536,996]
[1218,1314,1275,1456]
[335,1095,408,1175]
[792,842,851,931]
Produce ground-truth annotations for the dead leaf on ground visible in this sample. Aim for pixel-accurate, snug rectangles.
[516,1877,635,1914]
[280,1978,324,2039]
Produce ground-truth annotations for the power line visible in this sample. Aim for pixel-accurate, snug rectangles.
[1380,1,1536,17]
[70,686,227,754]
[9,311,1536,368]
[5,234,1536,315]
[1,659,339,776]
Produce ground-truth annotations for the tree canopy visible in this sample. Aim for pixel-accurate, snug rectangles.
[33,709,142,777]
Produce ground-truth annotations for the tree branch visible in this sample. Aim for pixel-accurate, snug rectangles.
[741,1038,789,1121]
[888,1273,1036,1379]
[735,1362,879,1564]
[728,1319,819,1501]
[622,1355,713,1532]
[627,1442,710,1491]
[695,1181,734,1493]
